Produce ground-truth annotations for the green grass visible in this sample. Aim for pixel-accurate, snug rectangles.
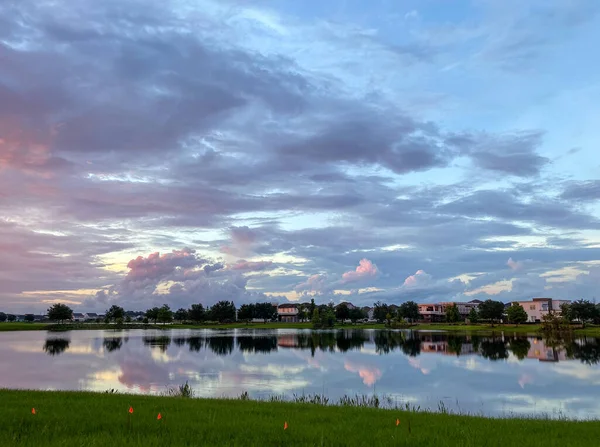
[0,323,50,331]
[1,390,597,447]
[3,321,600,336]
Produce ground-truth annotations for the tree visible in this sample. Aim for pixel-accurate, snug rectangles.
[24,314,35,323]
[157,304,173,324]
[560,302,574,323]
[506,304,528,325]
[399,301,420,322]
[335,303,350,322]
[7,314,16,322]
[311,308,321,329]
[255,302,276,322]
[105,305,125,323]
[209,301,236,322]
[445,304,461,323]
[478,300,505,326]
[145,307,160,324]
[238,304,255,323]
[188,304,206,323]
[373,301,389,323]
[571,299,598,327]
[349,307,366,324]
[309,299,316,321]
[125,315,132,323]
[468,307,479,324]
[324,308,336,328]
[174,308,189,322]
[47,303,73,324]
[0,312,6,322]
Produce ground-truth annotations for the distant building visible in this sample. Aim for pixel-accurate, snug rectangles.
[72,313,86,322]
[417,301,480,322]
[277,304,299,322]
[510,298,570,323]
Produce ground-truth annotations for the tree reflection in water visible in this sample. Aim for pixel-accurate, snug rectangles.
[43,338,70,356]
[103,337,123,353]
[142,336,171,353]
[111,331,600,364]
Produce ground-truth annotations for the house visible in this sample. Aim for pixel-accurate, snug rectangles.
[277,304,299,322]
[510,298,570,323]
[86,313,99,321]
[362,306,374,321]
[417,301,480,322]
[72,313,87,322]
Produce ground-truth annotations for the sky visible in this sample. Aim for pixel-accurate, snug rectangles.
[1,0,600,313]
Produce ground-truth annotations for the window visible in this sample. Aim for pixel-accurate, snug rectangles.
[530,305,536,310]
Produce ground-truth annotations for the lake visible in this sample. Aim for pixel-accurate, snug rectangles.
[1,328,599,419]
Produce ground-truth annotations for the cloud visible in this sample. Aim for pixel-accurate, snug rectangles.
[341,259,379,283]
[507,258,524,271]
[228,260,273,271]
[561,181,600,202]
[295,274,329,294]
[403,270,432,287]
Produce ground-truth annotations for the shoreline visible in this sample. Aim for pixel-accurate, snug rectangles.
[1,321,599,335]
[0,389,596,446]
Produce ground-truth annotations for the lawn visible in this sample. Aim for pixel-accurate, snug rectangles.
[3,321,600,336]
[0,323,50,331]
[1,390,598,447]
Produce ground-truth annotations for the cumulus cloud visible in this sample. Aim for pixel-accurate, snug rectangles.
[342,259,379,283]
[295,274,329,294]
[403,270,432,287]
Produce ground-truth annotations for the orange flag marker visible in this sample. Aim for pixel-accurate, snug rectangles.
[129,406,134,414]
[31,408,36,415]
[396,418,400,426]
[284,422,288,430]
[157,413,162,420]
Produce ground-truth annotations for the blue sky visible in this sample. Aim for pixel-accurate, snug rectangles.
[0,0,599,313]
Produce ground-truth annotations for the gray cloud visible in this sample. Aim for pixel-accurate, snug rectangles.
[561,181,600,202]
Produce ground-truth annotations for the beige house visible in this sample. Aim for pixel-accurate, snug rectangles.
[510,298,570,323]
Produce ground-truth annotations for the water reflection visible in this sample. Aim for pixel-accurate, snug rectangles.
[103,337,123,353]
[39,331,600,365]
[43,338,70,356]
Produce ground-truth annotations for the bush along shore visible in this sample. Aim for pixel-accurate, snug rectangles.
[1,389,598,447]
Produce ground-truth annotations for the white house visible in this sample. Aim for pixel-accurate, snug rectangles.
[511,298,571,323]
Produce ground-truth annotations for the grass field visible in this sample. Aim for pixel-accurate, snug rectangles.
[1,390,598,447]
[2,321,600,336]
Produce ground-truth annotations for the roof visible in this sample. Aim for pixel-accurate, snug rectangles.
[87,313,99,317]
[73,313,85,317]
[278,303,298,308]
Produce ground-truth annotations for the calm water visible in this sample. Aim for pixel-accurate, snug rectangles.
[1,329,599,418]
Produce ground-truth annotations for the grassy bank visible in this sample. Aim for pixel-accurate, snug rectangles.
[0,390,597,447]
[3,321,600,336]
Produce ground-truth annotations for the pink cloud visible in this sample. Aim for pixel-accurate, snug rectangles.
[341,259,379,283]
[344,361,382,386]
[228,260,273,271]
[295,274,328,293]
[507,257,523,271]
[125,248,204,282]
[220,226,258,258]
[403,269,431,287]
